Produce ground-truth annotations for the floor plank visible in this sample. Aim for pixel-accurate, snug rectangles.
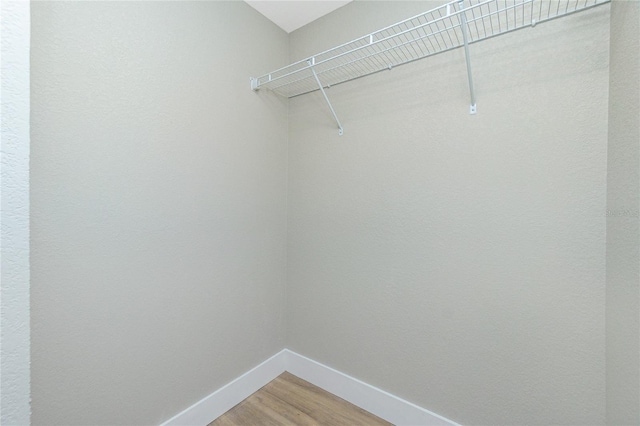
[209,372,392,426]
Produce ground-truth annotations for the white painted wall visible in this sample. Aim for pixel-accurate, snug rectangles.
[606,0,640,423]
[30,2,288,424]
[286,1,610,424]
[0,1,31,424]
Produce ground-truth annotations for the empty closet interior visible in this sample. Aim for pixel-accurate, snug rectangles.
[27,0,638,425]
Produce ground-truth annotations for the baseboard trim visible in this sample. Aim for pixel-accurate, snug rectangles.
[160,350,287,426]
[284,349,458,426]
[161,349,458,426]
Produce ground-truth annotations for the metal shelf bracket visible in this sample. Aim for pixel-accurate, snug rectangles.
[308,59,344,136]
[459,0,477,115]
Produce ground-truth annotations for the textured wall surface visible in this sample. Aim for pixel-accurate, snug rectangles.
[30,2,288,424]
[606,0,640,423]
[286,1,610,424]
[0,1,31,425]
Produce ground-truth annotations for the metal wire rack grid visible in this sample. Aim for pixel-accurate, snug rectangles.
[251,0,609,98]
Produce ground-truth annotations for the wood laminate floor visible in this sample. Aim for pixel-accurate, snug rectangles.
[209,372,393,426]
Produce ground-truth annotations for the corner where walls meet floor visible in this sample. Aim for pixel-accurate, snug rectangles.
[161,349,458,426]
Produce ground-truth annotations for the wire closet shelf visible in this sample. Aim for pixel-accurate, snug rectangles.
[251,0,609,99]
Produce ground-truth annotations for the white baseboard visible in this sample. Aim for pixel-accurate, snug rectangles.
[284,350,458,426]
[160,350,287,426]
[161,349,458,426]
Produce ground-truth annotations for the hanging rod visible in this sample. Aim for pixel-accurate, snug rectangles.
[251,0,609,101]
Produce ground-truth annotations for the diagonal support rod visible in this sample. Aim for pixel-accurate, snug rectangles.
[458,0,477,114]
[308,60,344,135]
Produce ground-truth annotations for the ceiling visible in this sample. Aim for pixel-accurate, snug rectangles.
[245,1,353,33]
